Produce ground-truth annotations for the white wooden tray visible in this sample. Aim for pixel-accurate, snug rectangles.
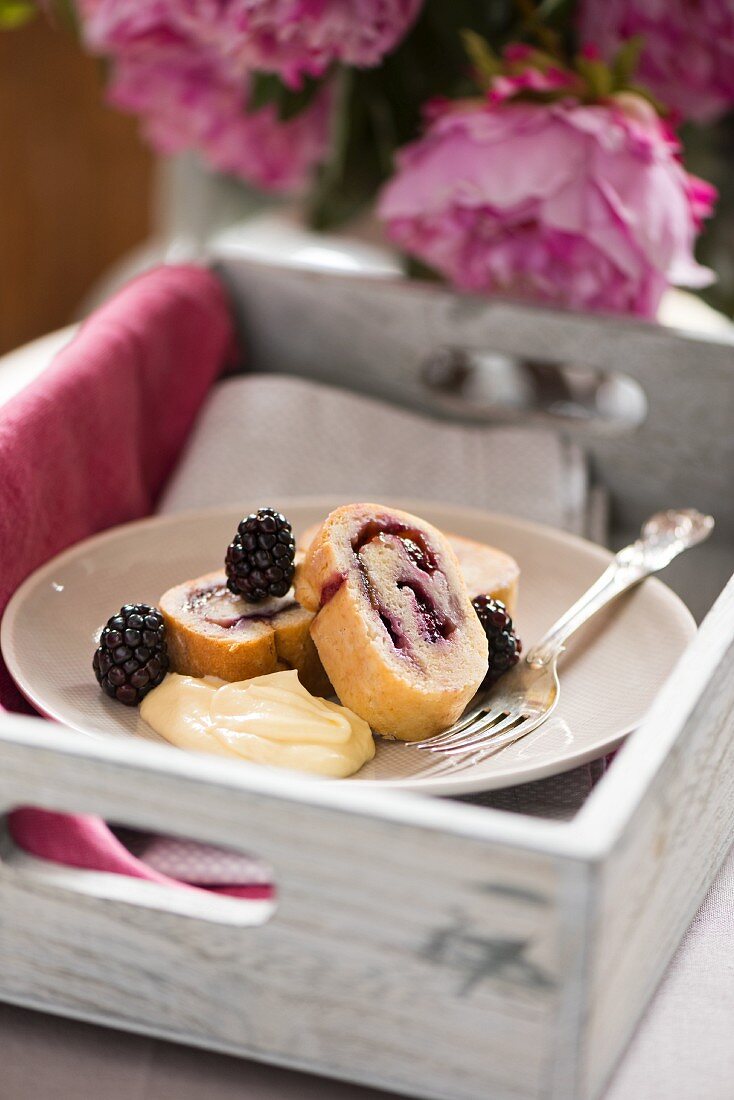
[0,263,733,1100]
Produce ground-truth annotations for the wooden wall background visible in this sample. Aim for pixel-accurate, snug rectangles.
[0,18,154,355]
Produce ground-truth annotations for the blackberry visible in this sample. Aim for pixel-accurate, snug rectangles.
[93,604,169,706]
[472,596,522,685]
[225,508,296,602]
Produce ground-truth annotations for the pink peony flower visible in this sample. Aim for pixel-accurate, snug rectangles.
[78,0,192,55]
[79,0,423,89]
[76,0,333,191]
[108,51,332,192]
[213,0,424,88]
[377,93,716,318]
[579,0,734,123]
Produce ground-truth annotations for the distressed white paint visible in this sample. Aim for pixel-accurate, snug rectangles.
[0,572,732,1100]
[0,716,570,1100]
[578,576,734,1100]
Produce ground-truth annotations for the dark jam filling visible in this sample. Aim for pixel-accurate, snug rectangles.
[206,602,298,628]
[379,612,411,651]
[319,572,347,609]
[348,519,456,655]
[186,584,297,629]
[351,520,439,574]
[397,581,455,643]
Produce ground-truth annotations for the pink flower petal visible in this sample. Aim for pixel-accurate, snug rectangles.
[378,96,715,317]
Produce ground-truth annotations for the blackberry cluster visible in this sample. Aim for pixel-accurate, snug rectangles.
[472,596,522,685]
[225,508,296,602]
[93,604,169,706]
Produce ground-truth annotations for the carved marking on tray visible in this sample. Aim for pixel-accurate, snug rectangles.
[423,918,555,996]
[476,882,550,907]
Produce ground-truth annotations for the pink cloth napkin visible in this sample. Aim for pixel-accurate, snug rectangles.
[0,264,271,900]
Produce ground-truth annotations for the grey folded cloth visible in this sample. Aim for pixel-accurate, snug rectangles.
[159,373,608,818]
[161,374,601,538]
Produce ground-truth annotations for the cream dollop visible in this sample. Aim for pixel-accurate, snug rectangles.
[140,670,375,778]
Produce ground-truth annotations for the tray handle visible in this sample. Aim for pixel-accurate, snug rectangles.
[421,346,648,433]
[0,824,273,926]
[0,713,321,928]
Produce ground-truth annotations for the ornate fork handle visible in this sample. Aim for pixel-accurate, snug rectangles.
[526,509,714,670]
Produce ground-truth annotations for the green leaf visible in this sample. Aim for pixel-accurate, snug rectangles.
[524,46,565,72]
[461,28,501,88]
[247,70,324,121]
[612,35,644,88]
[278,75,323,121]
[247,72,284,112]
[0,0,37,29]
[532,0,576,27]
[576,55,613,98]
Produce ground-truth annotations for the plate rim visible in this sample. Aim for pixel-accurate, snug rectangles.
[1,497,697,795]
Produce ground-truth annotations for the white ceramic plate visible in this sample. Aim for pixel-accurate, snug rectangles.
[1,498,696,795]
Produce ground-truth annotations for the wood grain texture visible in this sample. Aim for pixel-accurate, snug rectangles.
[0,572,731,1098]
[0,19,153,354]
[215,259,734,539]
[578,573,734,1100]
[2,555,731,1100]
[0,715,576,1100]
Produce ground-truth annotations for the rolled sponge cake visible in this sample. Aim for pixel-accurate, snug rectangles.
[159,512,520,728]
[298,522,519,613]
[295,503,494,741]
[159,568,330,696]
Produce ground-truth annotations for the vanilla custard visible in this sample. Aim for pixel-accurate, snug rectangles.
[140,670,375,777]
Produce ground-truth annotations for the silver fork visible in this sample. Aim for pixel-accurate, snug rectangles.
[416,509,714,764]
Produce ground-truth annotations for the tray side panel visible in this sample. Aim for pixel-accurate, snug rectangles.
[0,723,583,1100]
[215,261,734,539]
[579,576,734,1099]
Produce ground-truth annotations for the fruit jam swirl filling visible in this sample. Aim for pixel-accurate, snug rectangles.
[348,520,458,656]
[352,519,439,573]
[186,582,297,629]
